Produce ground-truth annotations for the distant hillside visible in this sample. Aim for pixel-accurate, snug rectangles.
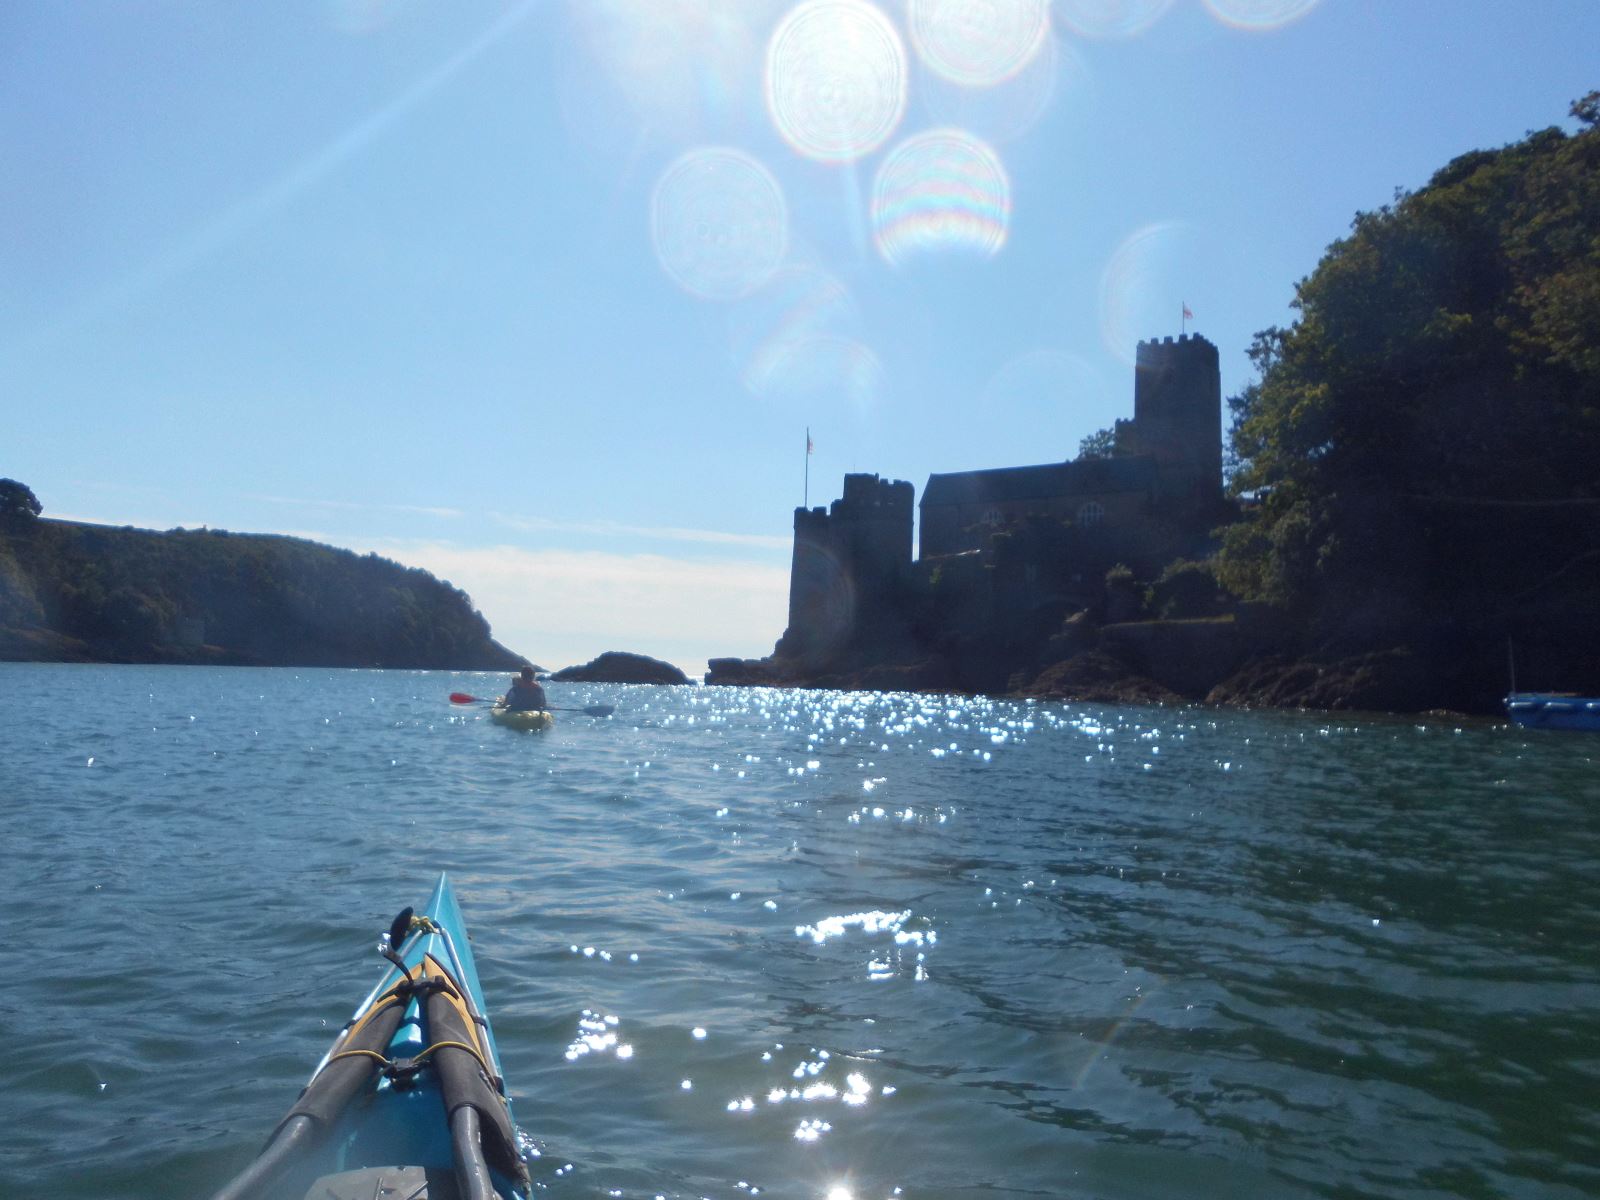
[0,517,524,670]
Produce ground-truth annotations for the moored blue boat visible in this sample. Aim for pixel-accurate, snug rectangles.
[1505,692,1600,732]
[211,873,529,1200]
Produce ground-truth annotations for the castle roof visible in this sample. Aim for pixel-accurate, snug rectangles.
[921,456,1159,509]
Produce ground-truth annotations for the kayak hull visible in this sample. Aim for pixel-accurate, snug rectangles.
[210,874,528,1200]
[489,706,554,732]
[1505,692,1600,732]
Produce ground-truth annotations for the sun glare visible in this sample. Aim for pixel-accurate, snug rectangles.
[766,0,908,162]
[908,0,1051,87]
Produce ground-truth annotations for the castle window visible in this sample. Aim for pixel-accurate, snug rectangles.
[982,507,1003,528]
[1076,502,1105,528]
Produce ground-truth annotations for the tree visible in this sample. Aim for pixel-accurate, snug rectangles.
[0,479,42,526]
[1146,559,1226,620]
[1216,98,1600,640]
[1076,423,1129,460]
[1572,90,1600,128]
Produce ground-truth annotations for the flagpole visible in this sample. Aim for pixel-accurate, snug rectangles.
[804,426,810,509]
[1181,302,1187,335]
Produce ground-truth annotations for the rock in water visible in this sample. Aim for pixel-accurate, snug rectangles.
[551,651,691,685]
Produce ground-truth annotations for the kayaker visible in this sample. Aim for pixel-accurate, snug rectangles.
[504,665,546,711]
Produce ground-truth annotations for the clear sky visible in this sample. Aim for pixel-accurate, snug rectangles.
[5,1,1596,676]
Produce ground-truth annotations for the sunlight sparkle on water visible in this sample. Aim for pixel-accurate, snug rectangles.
[565,1011,631,1061]
[651,148,788,301]
[766,0,907,162]
[871,129,1010,264]
[794,1117,832,1141]
[796,910,910,944]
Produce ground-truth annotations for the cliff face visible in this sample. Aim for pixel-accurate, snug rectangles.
[0,519,523,670]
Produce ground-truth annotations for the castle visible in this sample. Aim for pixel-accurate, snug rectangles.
[781,334,1225,662]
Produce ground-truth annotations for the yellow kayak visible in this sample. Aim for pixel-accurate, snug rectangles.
[489,704,554,731]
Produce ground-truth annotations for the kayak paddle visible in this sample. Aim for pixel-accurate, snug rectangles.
[449,692,615,718]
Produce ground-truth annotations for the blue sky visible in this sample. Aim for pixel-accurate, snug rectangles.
[5,1,1596,675]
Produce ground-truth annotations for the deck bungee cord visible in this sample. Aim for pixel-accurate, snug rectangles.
[210,875,529,1200]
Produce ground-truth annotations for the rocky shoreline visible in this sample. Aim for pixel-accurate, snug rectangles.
[708,614,1500,716]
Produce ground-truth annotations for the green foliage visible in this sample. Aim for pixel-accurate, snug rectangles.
[1102,562,1144,622]
[1146,559,1227,620]
[0,479,42,526]
[0,520,515,667]
[0,542,44,626]
[1219,99,1600,636]
[1077,423,1129,461]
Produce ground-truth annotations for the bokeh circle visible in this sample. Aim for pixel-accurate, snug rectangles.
[766,0,909,162]
[651,148,789,301]
[908,0,1051,87]
[871,129,1011,265]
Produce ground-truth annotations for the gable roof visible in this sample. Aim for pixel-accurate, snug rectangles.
[921,456,1158,508]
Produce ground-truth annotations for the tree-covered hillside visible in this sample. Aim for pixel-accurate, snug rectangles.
[0,488,522,669]
[1216,94,1600,701]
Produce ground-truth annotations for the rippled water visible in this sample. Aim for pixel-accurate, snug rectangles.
[2,664,1598,1200]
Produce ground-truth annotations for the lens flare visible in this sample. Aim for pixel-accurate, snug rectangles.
[561,0,782,148]
[766,0,908,162]
[1098,221,1200,363]
[919,29,1073,146]
[788,537,858,655]
[746,333,885,415]
[908,0,1051,87]
[730,266,859,398]
[871,129,1010,265]
[651,148,789,301]
[1202,0,1321,30]
[1053,0,1176,39]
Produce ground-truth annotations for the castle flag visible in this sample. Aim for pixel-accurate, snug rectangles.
[1182,302,1193,321]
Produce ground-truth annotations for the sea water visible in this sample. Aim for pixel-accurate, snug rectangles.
[1,663,1597,1200]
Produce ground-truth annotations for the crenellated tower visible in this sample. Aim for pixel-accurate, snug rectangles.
[784,473,914,660]
[1117,333,1222,506]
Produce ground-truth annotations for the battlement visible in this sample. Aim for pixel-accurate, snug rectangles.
[1135,332,1218,363]
[793,474,914,532]
[787,474,915,660]
[838,472,915,515]
[1129,332,1222,497]
[795,505,831,535]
